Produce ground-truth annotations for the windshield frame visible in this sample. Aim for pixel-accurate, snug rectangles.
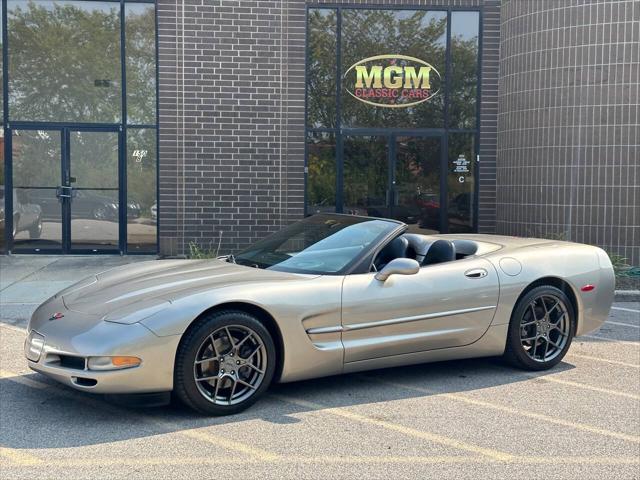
[233,214,406,276]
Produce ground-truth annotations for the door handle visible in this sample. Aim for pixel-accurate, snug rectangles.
[56,186,73,199]
[465,268,488,279]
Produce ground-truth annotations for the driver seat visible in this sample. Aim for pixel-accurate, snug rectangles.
[422,239,456,266]
[375,236,409,269]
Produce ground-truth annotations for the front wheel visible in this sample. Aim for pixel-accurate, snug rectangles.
[174,310,276,415]
[503,285,576,371]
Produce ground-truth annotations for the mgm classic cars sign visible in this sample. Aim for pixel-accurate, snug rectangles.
[344,54,442,108]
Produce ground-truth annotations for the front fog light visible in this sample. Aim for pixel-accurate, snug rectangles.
[87,356,141,371]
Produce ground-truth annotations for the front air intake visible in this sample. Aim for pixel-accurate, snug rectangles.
[72,377,97,387]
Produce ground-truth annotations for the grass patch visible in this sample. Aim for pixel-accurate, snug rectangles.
[187,241,220,259]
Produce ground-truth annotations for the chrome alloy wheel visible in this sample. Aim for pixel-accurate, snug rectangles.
[193,325,267,405]
[520,294,570,362]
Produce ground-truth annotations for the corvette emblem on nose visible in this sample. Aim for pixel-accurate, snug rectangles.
[48,312,65,321]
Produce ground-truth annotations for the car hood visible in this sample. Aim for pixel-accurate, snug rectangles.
[59,259,313,318]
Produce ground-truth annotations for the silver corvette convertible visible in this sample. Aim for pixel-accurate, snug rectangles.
[25,214,615,415]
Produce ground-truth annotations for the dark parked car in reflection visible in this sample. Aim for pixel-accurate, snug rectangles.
[419,192,473,233]
[0,187,43,239]
[366,192,439,225]
[25,189,141,222]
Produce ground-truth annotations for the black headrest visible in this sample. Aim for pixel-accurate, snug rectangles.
[401,233,436,262]
[422,240,456,266]
[378,236,409,265]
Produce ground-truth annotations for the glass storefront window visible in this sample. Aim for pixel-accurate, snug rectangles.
[126,3,157,125]
[306,133,336,215]
[306,7,480,234]
[3,1,158,253]
[0,131,5,253]
[127,128,157,252]
[7,0,122,123]
[340,9,446,129]
[307,9,337,129]
[1,7,4,123]
[450,11,480,129]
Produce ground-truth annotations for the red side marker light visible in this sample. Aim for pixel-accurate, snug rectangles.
[581,284,595,292]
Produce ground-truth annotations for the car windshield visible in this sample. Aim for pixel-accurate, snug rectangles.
[233,214,400,274]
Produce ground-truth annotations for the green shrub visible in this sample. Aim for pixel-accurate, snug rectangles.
[607,253,630,277]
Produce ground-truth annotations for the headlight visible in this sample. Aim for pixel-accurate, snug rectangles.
[87,356,141,371]
[25,331,45,362]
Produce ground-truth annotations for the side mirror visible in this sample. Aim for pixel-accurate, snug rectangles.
[375,258,420,282]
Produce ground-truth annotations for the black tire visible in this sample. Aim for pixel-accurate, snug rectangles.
[29,218,43,239]
[174,310,276,416]
[503,285,576,371]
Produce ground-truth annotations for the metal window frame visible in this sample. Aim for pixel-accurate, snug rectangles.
[1,0,159,255]
[304,4,483,235]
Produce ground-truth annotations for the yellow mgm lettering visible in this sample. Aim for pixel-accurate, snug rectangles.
[354,65,432,89]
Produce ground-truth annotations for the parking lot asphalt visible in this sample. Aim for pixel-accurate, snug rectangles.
[0,257,639,479]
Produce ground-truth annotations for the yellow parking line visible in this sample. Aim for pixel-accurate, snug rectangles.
[606,320,640,329]
[611,306,640,314]
[0,447,43,466]
[0,368,279,462]
[368,377,640,444]
[177,428,279,461]
[582,335,639,346]
[520,456,640,465]
[567,353,640,369]
[529,374,640,400]
[3,455,639,468]
[272,394,514,461]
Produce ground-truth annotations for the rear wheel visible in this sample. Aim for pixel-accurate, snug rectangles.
[174,310,276,415]
[503,285,575,371]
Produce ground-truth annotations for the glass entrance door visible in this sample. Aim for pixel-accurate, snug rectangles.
[394,136,442,233]
[342,133,444,232]
[11,129,63,250]
[343,135,388,218]
[68,130,120,252]
[10,127,121,253]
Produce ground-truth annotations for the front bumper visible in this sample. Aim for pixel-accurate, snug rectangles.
[26,298,181,394]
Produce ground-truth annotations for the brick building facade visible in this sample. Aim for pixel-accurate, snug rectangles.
[155,0,502,257]
[1,0,638,263]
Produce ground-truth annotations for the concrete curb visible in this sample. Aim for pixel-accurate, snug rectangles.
[615,290,640,302]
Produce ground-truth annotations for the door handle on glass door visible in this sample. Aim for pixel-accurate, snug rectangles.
[464,268,487,279]
[56,186,72,199]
